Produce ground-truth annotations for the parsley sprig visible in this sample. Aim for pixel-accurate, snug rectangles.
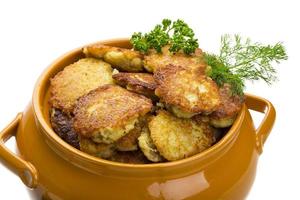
[205,35,287,95]
[131,19,199,54]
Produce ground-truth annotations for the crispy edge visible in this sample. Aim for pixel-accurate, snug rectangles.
[83,44,142,59]
[138,126,164,162]
[209,84,244,128]
[115,123,142,151]
[112,73,157,90]
[211,84,244,119]
[73,85,153,137]
[79,137,116,159]
[144,46,206,73]
[113,72,158,99]
[83,44,144,72]
[50,108,80,149]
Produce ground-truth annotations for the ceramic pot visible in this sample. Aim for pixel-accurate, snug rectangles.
[0,39,276,200]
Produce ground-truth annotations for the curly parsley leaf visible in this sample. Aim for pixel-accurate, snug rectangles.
[131,19,199,54]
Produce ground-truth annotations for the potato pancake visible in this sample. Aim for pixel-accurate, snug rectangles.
[73,85,152,144]
[83,44,144,72]
[79,137,115,159]
[149,110,214,161]
[50,58,114,114]
[50,108,79,149]
[154,65,220,118]
[115,123,142,151]
[113,72,157,99]
[210,84,244,128]
[138,126,164,162]
[144,46,206,73]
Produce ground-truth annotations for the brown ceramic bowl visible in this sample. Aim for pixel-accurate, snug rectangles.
[0,39,276,200]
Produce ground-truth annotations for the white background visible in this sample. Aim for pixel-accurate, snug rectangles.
[0,0,299,199]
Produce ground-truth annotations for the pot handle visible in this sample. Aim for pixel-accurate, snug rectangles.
[245,94,276,154]
[0,113,38,188]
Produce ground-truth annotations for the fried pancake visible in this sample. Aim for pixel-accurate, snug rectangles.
[144,46,206,73]
[154,65,221,118]
[109,150,150,164]
[115,123,142,151]
[138,126,164,162]
[73,85,153,144]
[50,58,114,114]
[149,110,214,161]
[83,44,143,72]
[192,114,230,143]
[113,72,157,99]
[79,137,116,159]
[50,108,80,149]
[210,84,244,128]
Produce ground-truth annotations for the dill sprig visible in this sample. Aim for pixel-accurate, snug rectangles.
[131,19,199,54]
[205,34,287,95]
[205,53,245,95]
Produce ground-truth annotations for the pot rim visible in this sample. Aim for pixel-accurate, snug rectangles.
[32,38,246,170]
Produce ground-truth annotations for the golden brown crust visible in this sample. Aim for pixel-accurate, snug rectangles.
[138,126,164,162]
[149,110,214,161]
[144,46,206,73]
[83,44,144,72]
[73,85,152,138]
[79,137,116,159]
[49,58,114,114]
[195,119,216,144]
[50,108,79,149]
[113,72,157,99]
[113,72,157,90]
[210,84,244,119]
[208,84,244,128]
[115,123,142,151]
[154,65,220,115]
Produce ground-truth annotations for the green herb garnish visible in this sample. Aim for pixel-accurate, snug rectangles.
[131,19,199,54]
[131,19,287,95]
[205,34,287,95]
